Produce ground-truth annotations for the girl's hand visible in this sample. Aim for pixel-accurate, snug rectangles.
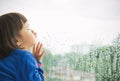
[32,42,45,61]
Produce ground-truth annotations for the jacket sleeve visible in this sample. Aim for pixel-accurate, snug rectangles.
[19,51,44,81]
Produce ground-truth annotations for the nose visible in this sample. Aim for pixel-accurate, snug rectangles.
[31,30,37,37]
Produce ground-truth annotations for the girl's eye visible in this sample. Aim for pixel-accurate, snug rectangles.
[27,28,31,31]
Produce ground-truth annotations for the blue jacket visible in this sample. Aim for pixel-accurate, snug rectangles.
[0,49,44,81]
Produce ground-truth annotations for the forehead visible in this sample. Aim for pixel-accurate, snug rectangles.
[23,22,29,28]
[19,22,29,32]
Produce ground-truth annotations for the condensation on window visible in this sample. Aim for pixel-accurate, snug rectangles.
[1,0,120,81]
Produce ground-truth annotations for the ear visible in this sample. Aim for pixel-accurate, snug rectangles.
[16,40,22,46]
[16,38,23,46]
[16,39,25,49]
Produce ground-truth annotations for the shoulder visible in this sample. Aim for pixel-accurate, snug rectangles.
[11,49,36,63]
[11,49,31,55]
[11,49,33,58]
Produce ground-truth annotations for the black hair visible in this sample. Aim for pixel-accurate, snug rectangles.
[0,12,27,59]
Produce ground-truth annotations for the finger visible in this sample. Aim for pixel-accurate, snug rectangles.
[37,43,42,54]
[32,44,36,54]
[39,50,45,59]
[36,42,41,53]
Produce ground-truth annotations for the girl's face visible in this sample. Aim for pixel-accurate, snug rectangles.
[18,22,37,50]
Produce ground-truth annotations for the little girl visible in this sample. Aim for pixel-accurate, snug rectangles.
[0,12,45,81]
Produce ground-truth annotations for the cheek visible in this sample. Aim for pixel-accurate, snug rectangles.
[23,33,36,45]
